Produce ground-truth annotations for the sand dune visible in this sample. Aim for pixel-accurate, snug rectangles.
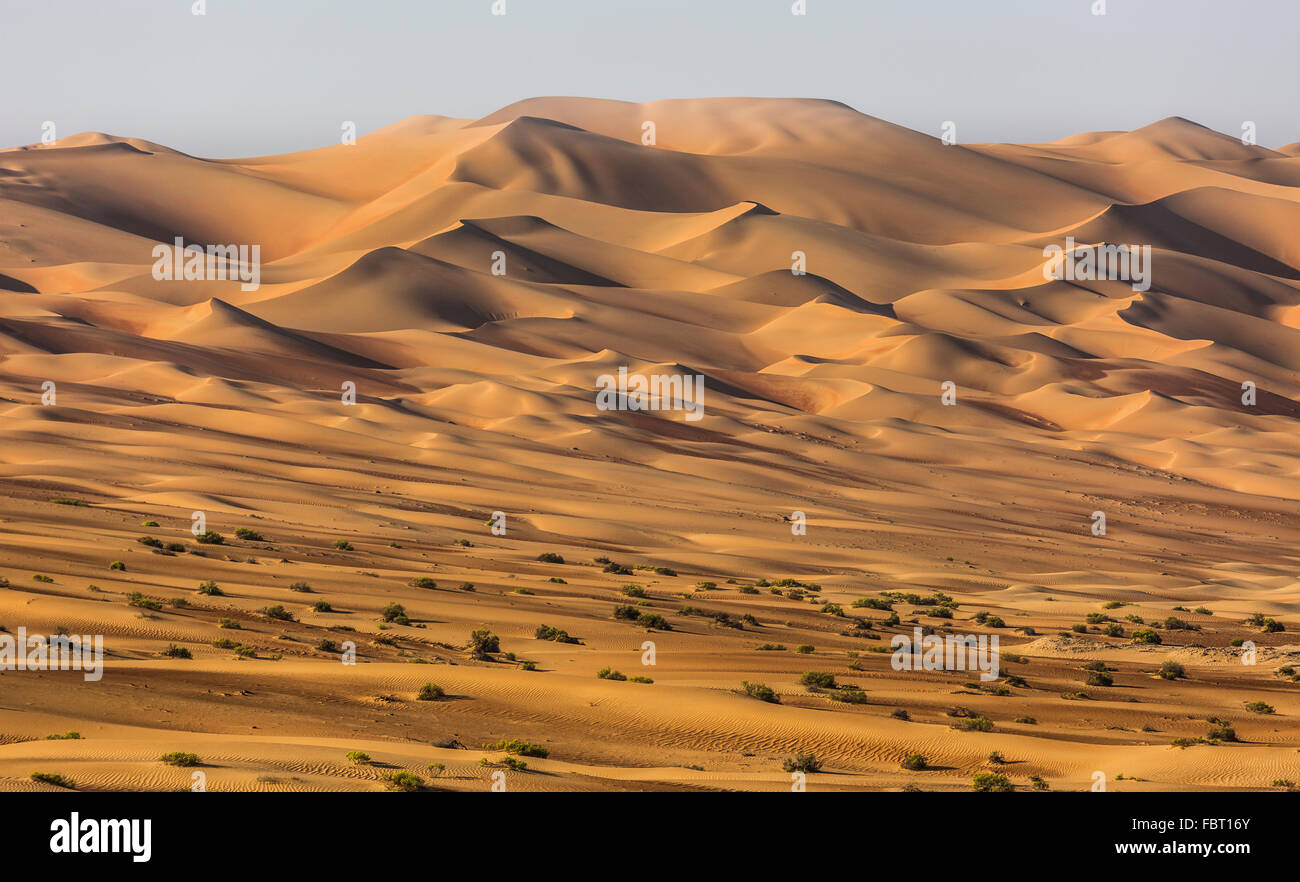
[1,98,1299,792]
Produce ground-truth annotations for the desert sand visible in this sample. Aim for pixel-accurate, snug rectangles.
[1,97,1298,791]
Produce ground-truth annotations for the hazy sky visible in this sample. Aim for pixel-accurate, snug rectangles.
[3,0,1295,156]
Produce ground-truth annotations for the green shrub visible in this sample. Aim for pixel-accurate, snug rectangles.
[46,731,81,740]
[107,563,124,572]
[417,683,445,701]
[469,629,499,658]
[1245,701,1275,714]
[596,667,627,681]
[138,536,163,548]
[30,772,74,789]
[1160,660,1185,680]
[971,772,1012,792]
[408,577,437,589]
[741,681,779,703]
[345,750,371,765]
[313,600,333,612]
[782,753,822,773]
[383,771,423,791]
[484,739,547,758]
[162,644,192,659]
[795,644,815,654]
[901,753,928,771]
[636,612,670,630]
[160,752,200,767]
[197,580,223,596]
[332,539,354,550]
[536,552,565,564]
[260,604,295,621]
[534,624,577,643]
[621,584,646,598]
[381,602,408,624]
[1132,628,1161,644]
[799,671,837,688]
[126,592,162,611]
[755,643,786,651]
[195,530,224,545]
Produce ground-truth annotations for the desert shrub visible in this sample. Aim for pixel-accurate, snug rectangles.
[1132,629,1161,644]
[217,618,240,629]
[313,600,333,613]
[195,530,224,545]
[755,643,787,651]
[636,612,670,630]
[160,752,200,767]
[287,581,313,593]
[622,584,646,598]
[800,671,837,689]
[381,602,408,624]
[892,709,911,720]
[820,603,844,617]
[137,536,163,548]
[972,772,1012,792]
[332,539,354,550]
[741,681,779,703]
[628,675,653,683]
[1086,672,1114,687]
[260,605,295,622]
[234,528,264,541]
[1014,716,1037,724]
[738,585,759,594]
[46,731,81,740]
[316,639,338,652]
[795,644,815,654]
[1071,624,1088,634]
[466,630,499,657]
[696,581,717,590]
[383,771,423,791]
[166,542,186,552]
[548,577,566,584]
[1104,623,1124,637]
[1163,616,1196,631]
[782,753,822,773]
[1160,660,1185,680]
[901,752,928,771]
[1208,724,1237,742]
[536,552,565,563]
[212,638,237,649]
[951,716,995,732]
[197,580,223,596]
[1085,612,1108,624]
[408,577,437,589]
[345,750,371,765]
[107,563,124,572]
[833,689,869,704]
[126,592,162,611]
[459,583,475,592]
[30,772,74,789]
[485,739,548,758]
[613,604,640,621]
[1245,701,1275,714]
[596,667,627,681]
[162,644,192,659]
[652,567,677,577]
[417,683,445,701]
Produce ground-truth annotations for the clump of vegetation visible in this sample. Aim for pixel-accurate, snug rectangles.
[951,716,995,732]
[217,617,240,629]
[636,612,670,630]
[107,563,125,572]
[30,772,75,789]
[260,605,295,622]
[1086,671,1114,687]
[312,600,333,613]
[901,752,928,771]
[613,604,639,621]
[126,592,162,611]
[331,539,353,551]
[484,739,548,758]
[755,643,787,651]
[1245,700,1275,715]
[799,671,837,689]
[741,681,779,703]
[622,584,646,598]
[46,731,81,741]
[548,577,566,584]
[1159,660,1185,680]
[160,752,201,767]
[381,602,409,625]
[820,603,844,617]
[235,528,264,541]
[972,772,1012,792]
[408,577,437,589]
[345,750,371,765]
[597,667,627,681]
[417,682,445,701]
[138,536,163,548]
[197,580,223,596]
[1014,716,1037,724]
[1132,628,1162,645]
[536,552,565,564]
[316,639,338,652]
[195,530,224,545]
[987,750,1007,765]
[162,644,192,659]
[212,637,238,649]
[534,624,578,643]
[795,644,815,654]
[602,561,633,575]
[383,771,423,791]
[782,753,822,773]
[456,539,473,547]
[469,629,499,659]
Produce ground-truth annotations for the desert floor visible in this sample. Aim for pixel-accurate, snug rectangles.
[1,98,1298,791]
